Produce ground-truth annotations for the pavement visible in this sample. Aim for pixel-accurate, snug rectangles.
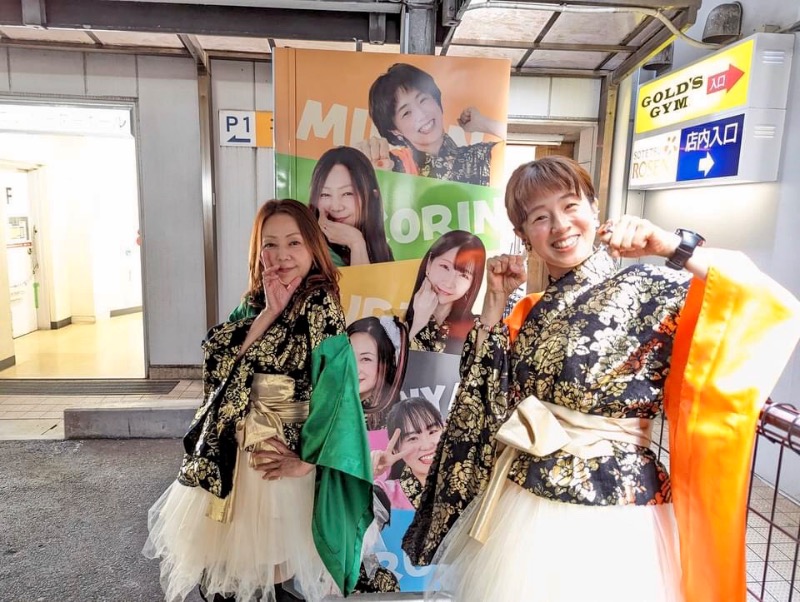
[0,438,206,602]
[0,438,425,602]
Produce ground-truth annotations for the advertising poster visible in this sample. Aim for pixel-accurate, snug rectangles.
[274,48,511,592]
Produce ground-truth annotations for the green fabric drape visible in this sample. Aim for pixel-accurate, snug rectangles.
[302,332,374,596]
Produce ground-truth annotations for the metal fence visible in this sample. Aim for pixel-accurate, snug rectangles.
[652,400,800,602]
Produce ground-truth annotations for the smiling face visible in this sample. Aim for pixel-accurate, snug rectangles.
[260,213,313,285]
[517,189,598,279]
[426,246,474,306]
[397,421,443,482]
[390,86,445,155]
[350,331,379,400]
[315,164,361,228]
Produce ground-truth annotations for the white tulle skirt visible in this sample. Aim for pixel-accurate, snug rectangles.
[142,449,339,602]
[427,482,683,602]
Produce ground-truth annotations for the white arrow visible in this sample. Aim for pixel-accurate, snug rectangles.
[699,152,715,176]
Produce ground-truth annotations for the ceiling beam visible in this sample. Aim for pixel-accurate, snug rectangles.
[2,0,405,44]
[0,38,190,57]
[179,33,209,69]
[514,67,608,78]
[105,0,403,14]
[452,39,636,53]
[515,11,559,71]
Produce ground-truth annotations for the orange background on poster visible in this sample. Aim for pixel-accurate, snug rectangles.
[274,48,510,186]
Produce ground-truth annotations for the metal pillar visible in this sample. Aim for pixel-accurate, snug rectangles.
[400,0,436,55]
[197,66,219,329]
[595,75,619,221]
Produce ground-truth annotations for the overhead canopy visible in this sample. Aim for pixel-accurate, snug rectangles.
[0,0,699,81]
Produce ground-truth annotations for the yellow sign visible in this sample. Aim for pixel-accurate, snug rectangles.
[635,39,753,134]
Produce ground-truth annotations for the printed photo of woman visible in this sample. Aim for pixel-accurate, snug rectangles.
[405,230,486,354]
[358,63,505,186]
[347,315,409,431]
[309,146,395,267]
[372,397,444,511]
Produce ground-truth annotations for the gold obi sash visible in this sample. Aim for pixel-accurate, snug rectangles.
[206,374,308,523]
[469,394,654,542]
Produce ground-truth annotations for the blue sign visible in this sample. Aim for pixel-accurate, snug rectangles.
[676,113,745,182]
[376,509,436,592]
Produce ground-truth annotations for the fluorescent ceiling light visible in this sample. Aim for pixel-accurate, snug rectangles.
[507,133,565,145]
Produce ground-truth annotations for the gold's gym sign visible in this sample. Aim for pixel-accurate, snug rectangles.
[635,39,753,134]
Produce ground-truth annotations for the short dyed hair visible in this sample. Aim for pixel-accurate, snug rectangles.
[505,156,597,232]
[369,63,443,146]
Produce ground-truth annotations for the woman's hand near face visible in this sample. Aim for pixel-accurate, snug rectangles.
[410,277,440,339]
[371,429,414,478]
[262,262,301,319]
[318,210,369,265]
[598,216,680,260]
[253,439,315,480]
[354,137,393,170]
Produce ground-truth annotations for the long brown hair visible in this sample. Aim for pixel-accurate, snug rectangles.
[309,147,394,265]
[243,199,340,305]
[346,316,409,430]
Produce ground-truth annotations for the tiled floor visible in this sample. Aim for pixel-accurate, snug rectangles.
[0,312,145,379]
[0,378,203,439]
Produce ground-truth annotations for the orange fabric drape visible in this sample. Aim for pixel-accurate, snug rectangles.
[664,259,800,601]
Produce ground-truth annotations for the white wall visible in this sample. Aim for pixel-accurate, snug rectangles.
[211,59,274,321]
[508,76,601,120]
[0,48,208,368]
[0,171,14,363]
[638,1,800,496]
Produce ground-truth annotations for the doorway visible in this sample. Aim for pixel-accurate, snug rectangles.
[0,102,145,379]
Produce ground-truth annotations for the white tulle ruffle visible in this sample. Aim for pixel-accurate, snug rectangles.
[426,481,683,602]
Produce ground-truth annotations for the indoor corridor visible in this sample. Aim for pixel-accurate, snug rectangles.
[0,312,145,379]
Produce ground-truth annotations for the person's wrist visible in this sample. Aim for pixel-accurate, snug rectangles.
[662,232,682,259]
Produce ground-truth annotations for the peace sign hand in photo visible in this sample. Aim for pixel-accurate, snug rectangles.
[371,429,415,478]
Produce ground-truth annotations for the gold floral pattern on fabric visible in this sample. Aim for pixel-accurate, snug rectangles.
[399,465,424,510]
[392,134,496,186]
[410,317,451,353]
[354,565,400,593]
[178,286,345,498]
[403,250,690,565]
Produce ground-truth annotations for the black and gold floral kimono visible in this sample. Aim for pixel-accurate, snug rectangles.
[403,249,800,601]
[403,250,691,562]
[179,285,374,596]
[390,134,496,186]
[410,315,475,355]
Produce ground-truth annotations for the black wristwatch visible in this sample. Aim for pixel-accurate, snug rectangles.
[666,229,705,270]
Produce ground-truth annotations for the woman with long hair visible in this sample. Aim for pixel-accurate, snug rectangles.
[144,199,374,602]
[347,315,408,431]
[405,230,486,354]
[309,146,394,267]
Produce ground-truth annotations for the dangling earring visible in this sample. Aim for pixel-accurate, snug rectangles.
[522,239,532,253]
